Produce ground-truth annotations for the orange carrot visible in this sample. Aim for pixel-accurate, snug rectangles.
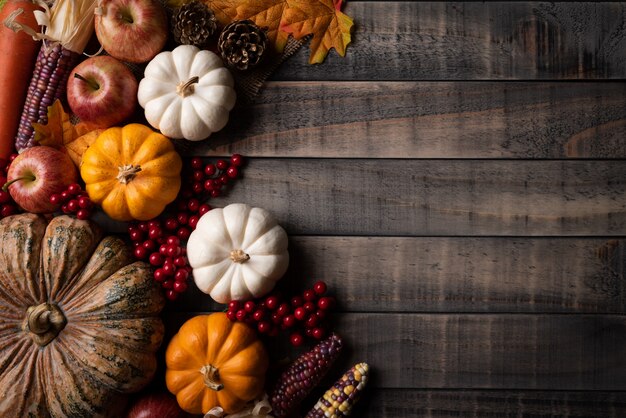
[0,0,40,161]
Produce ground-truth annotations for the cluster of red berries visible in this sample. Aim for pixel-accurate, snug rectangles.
[49,183,94,220]
[0,154,20,219]
[129,154,245,300]
[226,281,336,347]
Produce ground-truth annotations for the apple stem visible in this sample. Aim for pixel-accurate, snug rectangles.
[2,175,36,191]
[176,76,199,97]
[74,73,100,90]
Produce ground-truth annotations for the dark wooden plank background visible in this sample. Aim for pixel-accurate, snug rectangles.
[173,2,626,417]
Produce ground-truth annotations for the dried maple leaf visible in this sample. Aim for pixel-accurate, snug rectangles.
[33,99,99,167]
[204,0,240,26]
[281,0,353,64]
[66,129,103,167]
[234,0,290,52]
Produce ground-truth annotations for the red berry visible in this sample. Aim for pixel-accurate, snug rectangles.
[148,220,161,228]
[159,244,168,255]
[265,296,279,310]
[162,263,176,276]
[230,154,243,167]
[198,204,211,215]
[0,204,16,218]
[313,281,327,295]
[282,315,296,328]
[304,302,316,313]
[204,179,216,191]
[305,328,314,337]
[228,300,241,311]
[167,236,181,246]
[226,166,238,178]
[210,189,221,198]
[165,289,178,301]
[191,157,203,170]
[60,191,71,201]
[204,164,216,176]
[187,198,200,212]
[316,310,327,320]
[177,227,191,240]
[276,303,290,317]
[153,268,166,282]
[162,279,174,289]
[317,297,334,310]
[235,309,247,321]
[290,333,304,347]
[134,246,148,259]
[129,228,143,242]
[77,196,92,209]
[257,320,271,334]
[252,310,265,321]
[305,314,319,328]
[173,281,188,293]
[218,174,229,185]
[66,199,79,212]
[174,256,188,267]
[192,182,204,195]
[312,327,325,340]
[271,312,282,324]
[149,253,163,266]
[193,170,205,182]
[67,183,82,195]
[138,222,149,231]
[48,193,61,205]
[174,269,189,282]
[164,218,178,230]
[303,289,316,301]
[216,159,228,170]
[148,226,162,240]
[177,212,189,225]
[61,204,70,213]
[76,209,91,220]
[9,154,17,162]
[244,301,256,313]
[294,307,307,320]
[143,239,157,251]
[188,215,199,229]
[226,310,237,321]
[166,244,181,258]
[291,296,304,307]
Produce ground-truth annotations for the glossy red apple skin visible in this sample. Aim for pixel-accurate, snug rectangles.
[95,0,167,63]
[67,55,138,129]
[6,146,77,213]
[126,392,187,418]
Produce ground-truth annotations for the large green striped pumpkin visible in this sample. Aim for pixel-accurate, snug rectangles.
[0,214,164,417]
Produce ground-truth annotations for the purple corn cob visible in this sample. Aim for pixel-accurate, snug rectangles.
[305,362,370,418]
[270,333,343,418]
[15,42,81,152]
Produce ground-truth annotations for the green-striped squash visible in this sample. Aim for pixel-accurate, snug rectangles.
[0,214,165,417]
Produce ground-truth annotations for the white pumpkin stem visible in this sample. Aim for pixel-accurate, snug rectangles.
[230,249,250,263]
[200,364,224,391]
[23,303,67,346]
[177,76,199,97]
[117,164,142,184]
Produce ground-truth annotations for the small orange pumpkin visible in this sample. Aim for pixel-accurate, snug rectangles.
[165,312,269,415]
[80,123,182,221]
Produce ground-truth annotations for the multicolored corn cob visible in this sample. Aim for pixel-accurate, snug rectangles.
[305,362,369,418]
[270,333,343,418]
[15,43,80,151]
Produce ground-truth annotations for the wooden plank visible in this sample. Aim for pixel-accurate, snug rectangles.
[165,313,626,390]
[273,2,626,80]
[342,389,626,418]
[215,159,626,236]
[169,237,626,314]
[194,81,626,159]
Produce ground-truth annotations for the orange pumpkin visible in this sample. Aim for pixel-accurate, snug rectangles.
[80,123,182,221]
[165,312,269,415]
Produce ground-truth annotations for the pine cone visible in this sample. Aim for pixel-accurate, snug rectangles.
[270,334,343,418]
[172,1,217,48]
[218,20,269,71]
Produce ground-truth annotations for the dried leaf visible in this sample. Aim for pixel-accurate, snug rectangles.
[234,0,290,52]
[204,0,240,26]
[281,0,353,64]
[66,129,103,167]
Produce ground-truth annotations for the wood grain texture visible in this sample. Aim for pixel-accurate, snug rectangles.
[194,81,626,159]
[216,159,626,236]
[273,2,626,80]
[166,313,626,390]
[344,389,626,418]
[169,237,626,314]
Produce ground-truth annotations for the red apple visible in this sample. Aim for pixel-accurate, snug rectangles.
[95,0,167,63]
[126,392,187,418]
[67,55,138,128]
[4,146,77,213]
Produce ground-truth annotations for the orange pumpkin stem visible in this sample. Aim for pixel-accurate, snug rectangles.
[230,249,250,263]
[23,303,67,346]
[177,76,199,97]
[200,364,224,391]
[117,164,142,184]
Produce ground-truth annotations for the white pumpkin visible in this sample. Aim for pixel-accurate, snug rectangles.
[137,45,236,141]
[187,203,289,304]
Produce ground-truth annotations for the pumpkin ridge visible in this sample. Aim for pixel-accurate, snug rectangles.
[223,203,251,248]
[0,344,47,417]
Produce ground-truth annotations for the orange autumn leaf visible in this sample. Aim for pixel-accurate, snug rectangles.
[204,0,240,26]
[66,129,103,167]
[33,99,99,167]
[281,0,353,64]
[234,0,290,52]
